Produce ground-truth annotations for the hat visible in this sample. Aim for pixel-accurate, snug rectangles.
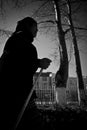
[18,17,37,26]
[16,17,37,32]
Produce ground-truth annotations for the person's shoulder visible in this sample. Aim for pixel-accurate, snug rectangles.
[30,43,37,52]
[6,32,20,44]
[4,32,23,52]
[11,32,23,41]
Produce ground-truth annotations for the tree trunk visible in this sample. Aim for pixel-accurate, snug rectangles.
[53,0,68,88]
[66,0,86,105]
[66,0,84,90]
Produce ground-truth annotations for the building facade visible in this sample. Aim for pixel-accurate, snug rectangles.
[33,72,56,104]
[33,72,87,105]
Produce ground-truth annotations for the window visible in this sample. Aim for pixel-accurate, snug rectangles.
[42,77,47,81]
[43,83,47,88]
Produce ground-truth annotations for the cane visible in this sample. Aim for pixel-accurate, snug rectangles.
[14,68,43,130]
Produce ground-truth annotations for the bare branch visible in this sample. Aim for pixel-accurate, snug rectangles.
[38,20,55,25]
[74,27,87,31]
[64,28,71,34]
[61,0,87,7]
[0,0,5,16]
[63,23,87,31]
[13,0,27,8]
[31,0,49,18]
[0,29,12,37]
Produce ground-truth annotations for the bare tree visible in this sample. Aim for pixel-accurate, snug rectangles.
[53,0,69,88]
[65,0,87,104]
[0,0,87,90]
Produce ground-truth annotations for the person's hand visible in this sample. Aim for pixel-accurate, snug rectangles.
[40,58,52,69]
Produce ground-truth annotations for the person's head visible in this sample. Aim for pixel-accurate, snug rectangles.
[16,17,38,37]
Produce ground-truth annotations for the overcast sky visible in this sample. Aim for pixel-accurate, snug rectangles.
[0,0,87,77]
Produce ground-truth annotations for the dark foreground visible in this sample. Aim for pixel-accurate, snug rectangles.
[16,102,87,130]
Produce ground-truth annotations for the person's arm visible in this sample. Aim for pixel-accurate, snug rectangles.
[37,58,52,69]
[32,45,52,72]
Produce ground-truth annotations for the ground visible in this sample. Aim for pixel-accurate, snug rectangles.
[35,103,87,128]
[17,102,87,130]
[16,100,87,130]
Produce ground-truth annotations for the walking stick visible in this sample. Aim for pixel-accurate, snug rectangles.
[14,68,43,130]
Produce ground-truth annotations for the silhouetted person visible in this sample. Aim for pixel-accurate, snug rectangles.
[0,17,51,130]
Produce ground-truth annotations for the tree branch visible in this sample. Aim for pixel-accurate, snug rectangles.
[63,23,87,31]
[0,29,12,37]
[38,20,55,25]
[31,0,49,18]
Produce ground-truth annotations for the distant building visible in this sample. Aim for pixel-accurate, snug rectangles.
[33,72,56,104]
[83,76,87,92]
[67,76,87,93]
[66,77,78,102]
[66,76,87,103]
[33,72,87,105]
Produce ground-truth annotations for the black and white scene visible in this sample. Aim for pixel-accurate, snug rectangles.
[0,0,87,130]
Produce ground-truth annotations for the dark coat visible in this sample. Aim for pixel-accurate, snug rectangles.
[0,31,40,129]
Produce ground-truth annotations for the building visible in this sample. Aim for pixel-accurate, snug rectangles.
[33,72,56,105]
[33,72,87,105]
